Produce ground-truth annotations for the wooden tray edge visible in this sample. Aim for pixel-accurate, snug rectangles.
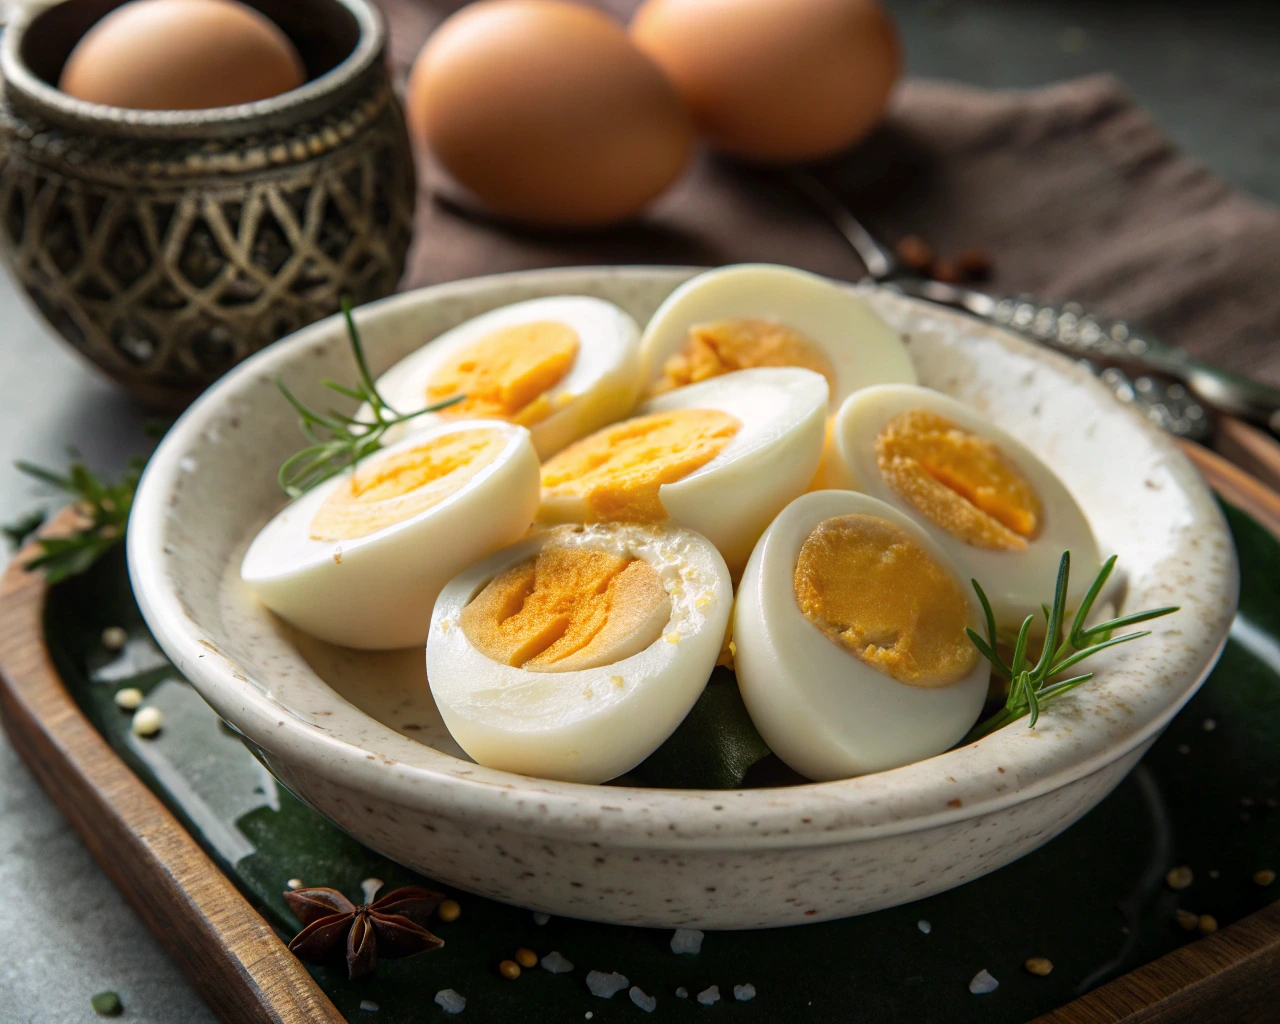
[0,507,344,1024]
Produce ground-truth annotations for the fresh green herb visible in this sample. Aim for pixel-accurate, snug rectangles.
[12,457,143,583]
[2,507,46,549]
[90,991,123,1016]
[964,552,1178,742]
[276,298,464,498]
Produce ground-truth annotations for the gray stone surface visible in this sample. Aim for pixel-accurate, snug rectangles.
[0,2,1275,1021]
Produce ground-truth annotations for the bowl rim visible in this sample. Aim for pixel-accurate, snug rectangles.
[1,0,384,137]
[128,265,1238,850]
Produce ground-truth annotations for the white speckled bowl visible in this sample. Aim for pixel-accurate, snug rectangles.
[128,267,1237,929]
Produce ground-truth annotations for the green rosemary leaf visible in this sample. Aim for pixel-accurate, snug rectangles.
[1068,553,1118,647]
[15,460,73,490]
[1082,605,1180,641]
[2,507,46,549]
[963,551,1177,744]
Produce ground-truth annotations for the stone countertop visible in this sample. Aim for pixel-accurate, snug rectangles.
[0,2,1276,1020]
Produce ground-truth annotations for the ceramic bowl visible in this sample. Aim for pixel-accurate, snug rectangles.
[128,267,1237,929]
[0,0,415,408]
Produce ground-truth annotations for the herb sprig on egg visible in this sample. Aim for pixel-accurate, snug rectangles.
[964,552,1179,741]
[276,299,464,497]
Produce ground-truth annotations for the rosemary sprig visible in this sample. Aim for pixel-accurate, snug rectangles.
[10,456,143,583]
[963,552,1179,742]
[277,298,463,498]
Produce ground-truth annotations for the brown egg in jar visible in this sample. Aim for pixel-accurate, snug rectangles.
[59,0,306,111]
[630,0,902,163]
[406,0,695,228]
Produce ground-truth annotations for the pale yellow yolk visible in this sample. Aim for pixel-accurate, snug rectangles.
[875,411,1042,552]
[652,319,837,395]
[539,409,741,522]
[426,321,579,426]
[310,427,507,541]
[460,545,671,672]
[794,514,978,688]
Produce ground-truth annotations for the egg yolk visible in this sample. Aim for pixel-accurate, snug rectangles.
[460,545,671,672]
[652,319,836,395]
[426,321,579,426]
[794,514,977,688]
[310,427,508,541]
[875,411,1042,551]
[540,408,741,522]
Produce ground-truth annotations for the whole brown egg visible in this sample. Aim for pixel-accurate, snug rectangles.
[406,0,695,228]
[59,0,306,111]
[630,0,902,163]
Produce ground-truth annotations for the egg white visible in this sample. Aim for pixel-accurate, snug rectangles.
[428,522,732,783]
[540,367,829,576]
[639,264,915,402]
[372,296,642,458]
[241,420,540,650]
[833,383,1102,626]
[734,490,990,781]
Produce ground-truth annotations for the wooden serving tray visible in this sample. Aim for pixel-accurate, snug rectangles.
[1,438,1279,1024]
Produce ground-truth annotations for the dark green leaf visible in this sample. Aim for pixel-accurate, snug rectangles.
[629,669,772,789]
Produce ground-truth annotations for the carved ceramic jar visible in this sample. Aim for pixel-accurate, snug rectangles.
[0,0,416,407]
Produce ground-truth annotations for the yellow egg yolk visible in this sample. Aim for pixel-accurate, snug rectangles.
[539,408,741,522]
[652,319,836,395]
[875,411,1042,551]
[460,545,670,672]
[794,514,978,687]
[426,321,579,426]
[310,427,508,541]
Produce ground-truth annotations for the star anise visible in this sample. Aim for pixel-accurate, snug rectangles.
[284,881,445,979]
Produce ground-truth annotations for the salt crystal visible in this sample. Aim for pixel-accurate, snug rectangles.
[434,989,466,1014]
[917,920,932,934]
[675,987,689,998]
[586,971,629,998]
[697,985,721,1005]
[541,951,574,974]
[1203,719,1217,731]
[585,1015,593,1020]
[969,970,999,995]
[359,1000,378,1012]
[533,912,551,926]
[734,983,756,1001]
[670,928,704,954]
[629,986,657,1012]
[360,878,383,904]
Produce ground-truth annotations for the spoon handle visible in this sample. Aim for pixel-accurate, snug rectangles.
[791,170,1280,443]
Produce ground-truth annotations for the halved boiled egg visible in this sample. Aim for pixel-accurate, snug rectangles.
[537,367,829,575]
[241,420,540,650]
[371,296,642,459]
[428,522,732,783]
[833,384,1101,625]
[734,491,990,781]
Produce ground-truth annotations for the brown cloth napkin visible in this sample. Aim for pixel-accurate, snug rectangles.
[378,1,1280,388]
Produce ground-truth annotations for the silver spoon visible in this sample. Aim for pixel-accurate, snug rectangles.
[791,170,1280,445]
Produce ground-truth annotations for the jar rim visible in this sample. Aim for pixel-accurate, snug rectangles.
[1,0,386,139]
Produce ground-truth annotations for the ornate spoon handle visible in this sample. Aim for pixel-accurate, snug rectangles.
[790,170,1279,444]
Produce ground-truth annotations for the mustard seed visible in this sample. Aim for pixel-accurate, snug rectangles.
[438,899,461,922]
[515,948,538,969]
[499,960,521,980]
[1198,914,1218,935]
[1175,909,1199,930]
[1166,865,1194,890]
[1024,957,1053,976]
[1254,870,1275,887]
